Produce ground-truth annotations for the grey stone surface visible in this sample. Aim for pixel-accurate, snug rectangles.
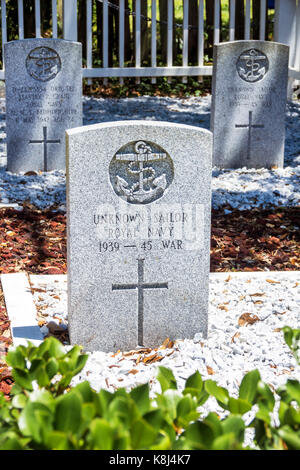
[211,40,289,169]
[4,38,82,172]
[67,121,212,352]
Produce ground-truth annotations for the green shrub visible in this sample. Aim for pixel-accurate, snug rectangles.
[0,327,299,450]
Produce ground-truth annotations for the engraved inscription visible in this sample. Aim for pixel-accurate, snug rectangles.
[109,141,174,204]
[93,203,205,252]
[237,49,269,83]
[112,258,168,346]
[26,47,61,82]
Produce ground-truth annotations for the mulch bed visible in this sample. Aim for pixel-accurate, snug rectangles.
[0,283,13,399]
[0,203,299,398]
[0,204,299,275]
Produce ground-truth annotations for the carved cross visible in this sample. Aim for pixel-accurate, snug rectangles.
[112,258,168,346]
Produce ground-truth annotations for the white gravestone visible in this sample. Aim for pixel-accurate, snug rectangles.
[4,38,82,172]
[66,121,212,352]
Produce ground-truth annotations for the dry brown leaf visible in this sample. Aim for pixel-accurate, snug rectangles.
[231,332,241,343]
[218,304,229,311]
[128,369,139,375]
[225,275,231,282]
[250,293,265,297]
[238,312,260,326]
[206,366,215,375]
[143,354,158,363]
[266,279,280,284]
[273,328,282,332]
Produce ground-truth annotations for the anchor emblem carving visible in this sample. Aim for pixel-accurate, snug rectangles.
[237,49,269,83]
[110,141,174,204]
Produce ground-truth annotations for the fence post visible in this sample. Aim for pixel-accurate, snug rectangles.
[63,0,78,41]
[274,0,297,98]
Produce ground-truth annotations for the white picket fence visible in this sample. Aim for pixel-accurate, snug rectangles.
[0,0,299,93]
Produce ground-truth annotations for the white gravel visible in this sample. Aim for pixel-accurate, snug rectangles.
[0,94,299,211]
[29,272,300,448]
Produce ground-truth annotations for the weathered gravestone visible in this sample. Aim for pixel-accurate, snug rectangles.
[211,40,289,169]
[4,38,82,172]
[67,121,212,352]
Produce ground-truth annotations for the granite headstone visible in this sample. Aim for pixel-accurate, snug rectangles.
[67,121,212,352]
[211,40,289,169]
[4,38,82,172]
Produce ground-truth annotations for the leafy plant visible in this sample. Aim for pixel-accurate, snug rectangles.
[0,327,299,450]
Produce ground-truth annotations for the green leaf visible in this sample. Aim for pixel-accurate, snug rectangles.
[19,402,53,444]
[256,381,275,411]
[183,370,203,399]
[6,349,26,369]
[285,380,300,404]
[11,368,33,391]
[28,389,55,412]
[176,396,199,428]
[130,418,159,449]
[0,434,28,450]
[88,418,114,450]
[221,415,245,441]
[157,367,177,393]
[54,391,82,434]
[12,393,27,409]
[239,369,260,403]
[143,409,164,431]
[228,397,252,415]
[74,381,95,403]
[130,383,150,415]
[45,431,72,450]
[184,420,215,450]
[39,336,66,359]
[204,380,229,409]
[45,358,59,380]
[278,426,300,450]
[155,390,182,422]
[211,433,238,450]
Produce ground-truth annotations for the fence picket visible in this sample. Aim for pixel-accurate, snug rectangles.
[119,0,125,85]
[245,0,251,39]
[182,0,189,83]
[1,0,7,64]
[214,0,220,44]
[260,0,266,40]
[18,0,24,39]
[103,0,109,85]
[52,0,58,38]
[229,0,236,41]
[167,0,173,83]
[135,0,141,84]
[34,0,41,38]
[151,0,157,84]
[86,0,92,85]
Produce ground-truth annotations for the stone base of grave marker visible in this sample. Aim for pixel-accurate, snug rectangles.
[211,40,289,169]
[4,38,82,173]
[67,121,212,352]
